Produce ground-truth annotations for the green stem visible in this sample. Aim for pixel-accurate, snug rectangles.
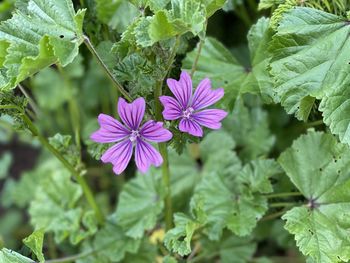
[265,192,302,199]
[305,119,324,128]
[18,84,40,116]
[190,21,207,78]
[261,210,286,221]
[234,4,252,27]
[155,80,173,230]
[45,249,96,263]
[247,0,258,13]
[269,202,297,208]
[153,37,181,230]
[83,35,132,102]
[57,65,82,154]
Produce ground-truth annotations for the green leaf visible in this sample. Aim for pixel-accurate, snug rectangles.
[202,0,226,17]
[164,203,206,256]
[48,133,81,168]
[319,72,350,145]
[122,239,157,263]
[200,234,257,263]
[78,222,141,263]
[130,0,170,11]
[114,173,165,239]
[0,0,85,90]
[270,7,350,122]
[0,248,34,263]
[23,229,45,263]
[193,171,268,240]
[279,130,350,262]
[237,159,281,194]
[28,158,96,244]
[223,98,275,161]
[242,17,275,102]
[30,68,69,110]
[183,37,246,106]
[0,152,11,179]
[95,0,139,33]
[1,157,51,208]
[132,0,222,47]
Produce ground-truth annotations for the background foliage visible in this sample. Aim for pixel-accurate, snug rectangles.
[1,0,350,262]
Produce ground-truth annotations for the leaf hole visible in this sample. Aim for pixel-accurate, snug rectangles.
[59,35,64,39]
[319,168,323,172]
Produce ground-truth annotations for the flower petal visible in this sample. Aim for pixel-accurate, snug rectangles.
[166,71,192,109]
[118,97,145,130]
[140,120,173,143]
[191,78,224,110]
[101,139,133,175]
[135,139,163,173]
[159,96,182,120]
[179,118,203,137]
[192,109,228,129]
[90,114,130,143]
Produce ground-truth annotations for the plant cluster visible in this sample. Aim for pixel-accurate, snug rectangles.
[1,0,350,262]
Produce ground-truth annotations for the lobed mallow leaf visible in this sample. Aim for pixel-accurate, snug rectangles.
[114,173,166,239]
[270,7,350,131]
[95,0,139,33]
[279,130,350,263]
[29,158,97,245]
[0,0,85,90]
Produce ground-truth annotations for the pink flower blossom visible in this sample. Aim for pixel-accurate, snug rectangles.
[90,98,172,175]
[159,71,227,137]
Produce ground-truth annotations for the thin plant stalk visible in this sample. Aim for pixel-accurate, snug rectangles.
[265,192,302,199]
[18,84,40,116]
[83,35,132,102]
[57,65,82,153]
[153,36,181,230]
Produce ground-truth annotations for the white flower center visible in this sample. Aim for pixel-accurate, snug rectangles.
[129,130,140,142]
[182,107,194,119]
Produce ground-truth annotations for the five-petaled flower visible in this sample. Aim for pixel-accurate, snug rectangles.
[90,97,172,175]
[159,71,227,137]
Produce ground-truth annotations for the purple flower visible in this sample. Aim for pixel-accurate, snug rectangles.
[90,98,173,175]
[159,71,227,137]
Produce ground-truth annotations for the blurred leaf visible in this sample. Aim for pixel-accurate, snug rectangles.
[183,37,246,107]
[30,68,69,111]
[193,171,268,240]
[78,222,141,263]
[23,229,45,263]
[163,255,178,263]
[224,98,275,161]
[0,152,11,179]
[48,133,80,168]
[279,130,350,262]
[114,173,165,239]
[96,0,139,33]
[237,159,281,194]
[0,91,28,130]
[0,0,85,90]
[0,248,34,263]
[200,233,256,263]
[29,159,96,244]
[122,239,157,263]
